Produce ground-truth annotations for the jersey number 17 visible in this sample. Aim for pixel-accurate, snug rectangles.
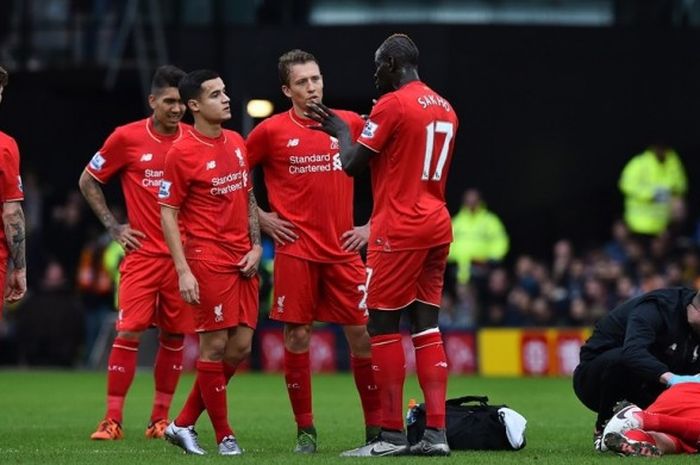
[421,120,454,181]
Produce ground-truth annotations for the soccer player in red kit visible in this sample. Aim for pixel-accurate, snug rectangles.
[79,65,195,440]
[0,66,27,309]
[307,34,459,457]
[602,380,700,456]
[159,69,262,456]
[246,49,380,453]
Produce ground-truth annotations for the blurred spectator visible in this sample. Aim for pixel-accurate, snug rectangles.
[619,144,687,237]
[604,220,630,264]
[76,227,114,364]
[43,189,86,289]
[447,188,509,287]
[16,259,83,366]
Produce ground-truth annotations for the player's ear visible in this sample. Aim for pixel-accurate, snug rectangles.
[281,85,292,98]
[147,94,157,110]
[186,98,199,113]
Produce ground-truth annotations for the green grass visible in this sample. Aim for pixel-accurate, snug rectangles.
[0,370,695,464]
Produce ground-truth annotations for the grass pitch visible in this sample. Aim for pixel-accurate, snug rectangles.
[0,370,695,464]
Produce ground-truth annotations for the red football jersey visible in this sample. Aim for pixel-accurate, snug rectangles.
[159,128,252,268]
[357,81,459,252]
[246,109,364,262]
[85,118,187,256]
[0,131,24,262]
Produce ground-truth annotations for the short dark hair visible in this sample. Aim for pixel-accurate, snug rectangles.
[151,65,186,94]
[378,34,419,68]
[178,69,220,105]
[278,49,318,86]
[0,66,8,87]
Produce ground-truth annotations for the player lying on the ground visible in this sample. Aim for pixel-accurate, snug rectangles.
[602,378,700,456]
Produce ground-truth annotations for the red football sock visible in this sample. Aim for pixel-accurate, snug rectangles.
[105,337,139,423]
[284,349,313,429]
[640,411,700,445]
[175,360,240,427]
[150,336,184,422]
[196,360,233,442]
[351,355,382,427]
[413,330,448,429]
[370,334,405,431]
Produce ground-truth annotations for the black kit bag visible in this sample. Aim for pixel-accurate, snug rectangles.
[406,395,526,451]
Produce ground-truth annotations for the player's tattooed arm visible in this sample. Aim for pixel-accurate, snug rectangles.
[3,202,25,269]
[78,169,145,250]
[248,190,262,246]
[3,201,27,302]
[237,191,263,278]
[79,170,119,232]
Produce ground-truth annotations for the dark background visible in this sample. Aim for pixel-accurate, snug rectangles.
[2,25,699,260]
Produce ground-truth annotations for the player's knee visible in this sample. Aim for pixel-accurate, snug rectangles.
[159,330,184,341]
[199,336,227,361]
[344,325,371,356]
[284,324,311,352]
[117,330,143,341]
[224,340,252,365]
[409,306,439,334]
[367,311,401,337]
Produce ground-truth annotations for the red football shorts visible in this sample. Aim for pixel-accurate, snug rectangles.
[366,244,450,310]
[643,383,700,453]
[188,260,259,332]
[270,253,368,325]
[117,254,195,334]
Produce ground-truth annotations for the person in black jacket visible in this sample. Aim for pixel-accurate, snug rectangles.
[573,287,700,450]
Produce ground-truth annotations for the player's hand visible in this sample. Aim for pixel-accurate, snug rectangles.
[4,268,26,303]
[238,245,262,278]
[110,223,146,251]
[178,269,200,305]
[259,210,298,245]
[341,224,370,251]
[305,102,349,138]
[667,374,700,386]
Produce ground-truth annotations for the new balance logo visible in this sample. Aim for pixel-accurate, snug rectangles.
[214,303,224,322]
[434,361,448,368]
[287,382,301,389]
[206,160,216,170]
[140,153,153,162]
[287,138,299,147]
[108,365,126,373]
[214,385,226,393]
[172,364,183,371]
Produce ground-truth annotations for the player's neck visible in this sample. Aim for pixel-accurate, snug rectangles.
[194,119,223,138]
[396,69,420,89]
[291,104,311,120]
[151,115,179,135]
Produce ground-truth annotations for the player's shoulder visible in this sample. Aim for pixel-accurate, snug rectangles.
[0,130,17,146]
[223,128,245,145]
[333,109,363,123]
[256,111,290,131]
[113,118,149,136]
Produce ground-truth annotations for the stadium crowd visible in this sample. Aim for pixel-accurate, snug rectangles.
[442,218,700,329]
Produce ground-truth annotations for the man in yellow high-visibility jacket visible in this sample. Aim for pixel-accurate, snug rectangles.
[448,189,509,285]
[619,145,687,236]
